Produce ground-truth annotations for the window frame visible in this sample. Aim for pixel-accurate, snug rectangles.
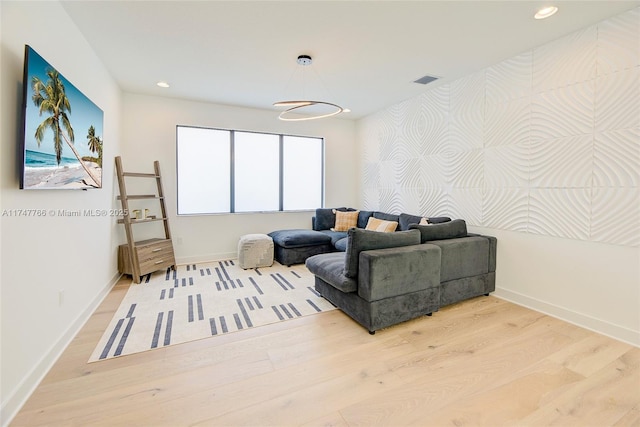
[176,125,325,215]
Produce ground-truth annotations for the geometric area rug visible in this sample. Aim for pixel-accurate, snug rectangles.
[89,259,336,362]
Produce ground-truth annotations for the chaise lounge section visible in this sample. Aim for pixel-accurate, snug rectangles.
[267,229,334,267]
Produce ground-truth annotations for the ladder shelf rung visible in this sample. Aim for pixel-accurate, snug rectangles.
[117,217,167,224]
[122,172,159,178]
[117,195,163,200]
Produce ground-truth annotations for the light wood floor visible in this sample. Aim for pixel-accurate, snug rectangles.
[11,276,640,426]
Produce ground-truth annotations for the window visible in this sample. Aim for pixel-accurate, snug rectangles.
[177,126,324,215]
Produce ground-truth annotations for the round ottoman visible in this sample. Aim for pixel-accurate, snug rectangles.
[237,234,274,269]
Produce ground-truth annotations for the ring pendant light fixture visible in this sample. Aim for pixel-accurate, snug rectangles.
[534,5,558,19]
[273,55,345,121]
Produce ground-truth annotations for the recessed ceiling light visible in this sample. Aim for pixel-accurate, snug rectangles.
[535,6,558,19]
[156,81,170,88]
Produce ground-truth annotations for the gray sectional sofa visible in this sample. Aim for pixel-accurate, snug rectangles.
[300,214,497,334]
[268,208,450,266]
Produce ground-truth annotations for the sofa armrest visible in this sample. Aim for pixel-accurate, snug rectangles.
[486,235,497,273]
[467,233,497,273]
[358,244,441,302]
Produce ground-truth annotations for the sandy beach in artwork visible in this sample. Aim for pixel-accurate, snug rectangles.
[24,162,102,189]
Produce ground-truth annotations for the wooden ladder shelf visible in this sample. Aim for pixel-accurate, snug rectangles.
[115,156,176,283]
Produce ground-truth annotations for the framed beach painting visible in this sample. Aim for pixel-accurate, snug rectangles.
[20,45,103,190]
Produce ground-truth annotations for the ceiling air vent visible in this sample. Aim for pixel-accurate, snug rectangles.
[414,75,439,85]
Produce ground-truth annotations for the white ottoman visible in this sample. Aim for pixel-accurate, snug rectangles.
[238,234,274,269]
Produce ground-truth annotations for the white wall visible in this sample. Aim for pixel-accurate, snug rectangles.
[0,2,123,424]
[357,8,640,345]
[121,93,358,263]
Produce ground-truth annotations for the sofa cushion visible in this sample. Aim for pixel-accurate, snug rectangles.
[373,211,400,223]
[334,237,348,251]
[427,236,489,282]
[305,252,357,293]
[332,209,359,231]
[358,211,375,228]
[426,216,452,224]
[399,213,424,231]
[318,230,348,246]
[365,217,398,232]
[409,219,467,243]
[268,229,331,248]
[343,228,421,278]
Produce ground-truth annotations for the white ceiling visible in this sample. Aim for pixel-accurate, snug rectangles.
[61,1,639,120]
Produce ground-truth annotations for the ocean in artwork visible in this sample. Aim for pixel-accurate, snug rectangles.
[23,150,101,189]
[25,150,79,169]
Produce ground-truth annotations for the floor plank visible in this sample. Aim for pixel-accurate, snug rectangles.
[10,275,640,426]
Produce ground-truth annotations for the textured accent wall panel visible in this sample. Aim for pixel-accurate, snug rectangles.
[483,188,529,232]
[378,106,401,161]
[421,154,449,188]
[484,145,530,188]
[359,117,381,163]
[388,138,421,162]
[593,128,640,187]
[595,67,640,131]
[362,162,380,189]
[591,188,640,247]
[528,189,591,240]
[529,135,594,189]
[378,161,397,189]
[397,97,436,159]
[484,97,531,147]
[395,159,423,188]
[362,188,380,212]
[533,26,597,91]
[444,150,484,188]
[419,188,449,217]
[450,72,485,151]
[378,188,406,214]
[596,8,640,75]
[416,87,450,155]
[448,188,483,226]
[357,7,640,247]
[486,51,533,104]
[531,81,594,140]
[394,187,424,216]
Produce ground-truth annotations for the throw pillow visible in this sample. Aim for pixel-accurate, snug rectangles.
[357,211,375,228]
[373,211,400,223]
[398,213,423,230]
[365,217,398,232]
[419,217,430,225]
[313,207,356,231]
[343,228,421,278]
[331,209,359,231]
[313,208,336,231]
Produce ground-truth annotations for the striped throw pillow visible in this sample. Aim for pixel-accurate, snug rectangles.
[365,217,398,232]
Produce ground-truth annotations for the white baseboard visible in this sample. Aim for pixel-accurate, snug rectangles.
[176,252,237,265]
[1,271,122,427]
[493,288,640,347]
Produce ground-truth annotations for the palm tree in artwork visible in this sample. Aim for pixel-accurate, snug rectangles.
[86,125,103,167]
[31,69,100,187]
